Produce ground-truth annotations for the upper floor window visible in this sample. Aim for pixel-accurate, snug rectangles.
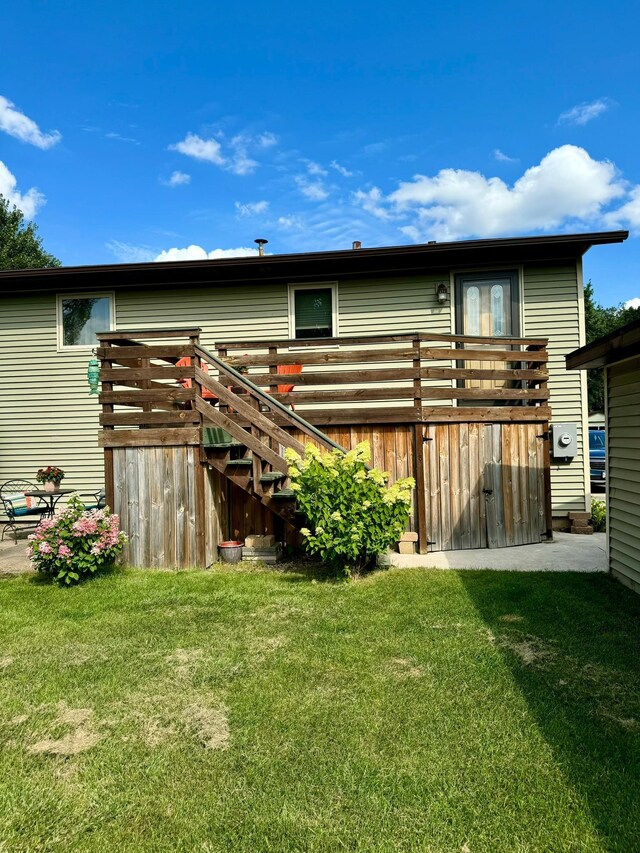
[57,293,114,350]
[289,283,337,340]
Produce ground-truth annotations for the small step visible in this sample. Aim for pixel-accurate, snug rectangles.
[203,426,245,449]
[272,488,295,499]
[259,472,285,484]
[226,457,252,467]
[204,441,245,449]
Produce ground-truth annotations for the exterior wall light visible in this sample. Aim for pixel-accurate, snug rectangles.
[436,282,448,304]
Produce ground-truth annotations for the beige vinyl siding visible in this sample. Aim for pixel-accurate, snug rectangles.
[607,356,640,591]
[116,283,290,346]
[523,262,587,514]
[0,294,103,495]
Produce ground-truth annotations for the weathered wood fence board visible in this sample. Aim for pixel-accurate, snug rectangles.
[421,422,545,552]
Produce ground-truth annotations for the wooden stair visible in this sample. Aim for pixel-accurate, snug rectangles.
[196,349,344,526]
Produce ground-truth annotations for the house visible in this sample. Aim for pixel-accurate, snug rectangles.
[0,230,628,566]
[567,317,640,593]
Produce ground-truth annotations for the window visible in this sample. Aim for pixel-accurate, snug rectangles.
[57,294,114,349]
[455,271,520,337]
[289,284,337,340]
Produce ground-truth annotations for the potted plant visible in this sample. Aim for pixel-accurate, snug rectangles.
[36,466,65,492]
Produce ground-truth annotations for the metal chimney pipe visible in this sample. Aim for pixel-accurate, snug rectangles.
[254,238,268,257]
[352,241,362,250]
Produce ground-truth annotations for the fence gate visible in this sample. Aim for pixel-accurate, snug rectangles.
[422,422,546,551]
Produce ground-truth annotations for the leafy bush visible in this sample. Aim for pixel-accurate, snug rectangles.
[28,496,127,585]
[285,442,414,577]
[591,498,606,532]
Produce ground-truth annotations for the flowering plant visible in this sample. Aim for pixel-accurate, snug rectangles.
[36,466,65,485]
[285,441,414,577]
[28,495,127,585]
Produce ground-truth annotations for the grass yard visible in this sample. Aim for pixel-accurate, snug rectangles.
[0,565,639,853]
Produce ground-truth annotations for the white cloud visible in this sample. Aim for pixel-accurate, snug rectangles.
[258,132,278,148]
[0,95,61,149]
[331,160,354,177]
[154,245,259,262]
[169,133,225,165]
[163,170,191,187]
[295,175,329,201]
[356,145,627,241]
[106,241,156,263]
[0,160,45,218]
[351,187,390,219]
[105,131,140,145]
[603,186,640,230]
[558,98,611,126]
[277,215,303,230]
[235,200,269,217]
[169,130,276,176]
[494,149,518,163]
[305,160,328,176]
[624,297,640,310]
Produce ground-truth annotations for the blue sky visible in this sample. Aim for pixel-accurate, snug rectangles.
[1,0,639,307]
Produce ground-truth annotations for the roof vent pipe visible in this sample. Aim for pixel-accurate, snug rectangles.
[254,238,268,257]
[352,241,362,250]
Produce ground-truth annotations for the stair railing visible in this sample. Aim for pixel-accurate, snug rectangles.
[194,343,346,456]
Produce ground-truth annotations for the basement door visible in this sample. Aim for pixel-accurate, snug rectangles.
[422,422,546,551]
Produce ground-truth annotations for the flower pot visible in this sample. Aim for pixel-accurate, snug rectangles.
[218,541,244,564]
[43,481,56,492]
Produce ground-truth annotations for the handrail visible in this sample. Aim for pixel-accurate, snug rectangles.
[195,344,346,455]
[216,331,549,350]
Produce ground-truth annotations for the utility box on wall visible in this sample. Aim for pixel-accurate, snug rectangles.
[551,423,577,460]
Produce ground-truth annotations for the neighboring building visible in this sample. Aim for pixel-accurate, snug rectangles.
[567,317,640,593]
[0,230,628,556]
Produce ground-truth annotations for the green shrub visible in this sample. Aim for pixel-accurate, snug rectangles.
[28,496,127,585]
[591,497,606,532]
[285,442,414,577]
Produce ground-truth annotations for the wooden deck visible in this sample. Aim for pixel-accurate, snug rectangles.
[96,328,552,566]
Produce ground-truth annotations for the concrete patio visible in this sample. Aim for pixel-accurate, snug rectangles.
[387,532,607,572]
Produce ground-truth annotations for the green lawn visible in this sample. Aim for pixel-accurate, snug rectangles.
[1,565,639,853]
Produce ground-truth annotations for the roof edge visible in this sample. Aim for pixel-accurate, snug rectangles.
[567,316,640,370]
[0,230,629,281]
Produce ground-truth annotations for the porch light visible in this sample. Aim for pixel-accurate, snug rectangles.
[436,282,448,304]
[87,351,100,396]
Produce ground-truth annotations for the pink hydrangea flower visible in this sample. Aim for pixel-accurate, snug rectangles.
[38,542,52,555]
[58,544,72,558]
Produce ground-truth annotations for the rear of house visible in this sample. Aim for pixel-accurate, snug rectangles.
[0,231,628,560]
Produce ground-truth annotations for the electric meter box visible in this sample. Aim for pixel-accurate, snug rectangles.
[550,423,577,459]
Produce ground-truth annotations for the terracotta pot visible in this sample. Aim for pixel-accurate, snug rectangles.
[43,481,56,492]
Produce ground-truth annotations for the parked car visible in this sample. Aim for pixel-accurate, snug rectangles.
[589,428,606,486]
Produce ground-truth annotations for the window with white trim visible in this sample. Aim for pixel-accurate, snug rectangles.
[57,293,114,349]
[289,284,337,340]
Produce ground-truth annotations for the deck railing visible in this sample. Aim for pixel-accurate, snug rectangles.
[215,332,550,424]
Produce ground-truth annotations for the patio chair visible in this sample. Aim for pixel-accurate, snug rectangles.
[0,479,49,544]
[77,489,106,510]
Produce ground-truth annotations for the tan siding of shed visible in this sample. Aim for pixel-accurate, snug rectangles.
[523,262,588,514]
[607,356,640,590]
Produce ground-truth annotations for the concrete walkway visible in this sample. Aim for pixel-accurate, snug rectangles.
[0,537,33,575]
[388,532,607,572]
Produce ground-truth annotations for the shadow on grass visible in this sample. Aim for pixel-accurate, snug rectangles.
[458,570,640,851]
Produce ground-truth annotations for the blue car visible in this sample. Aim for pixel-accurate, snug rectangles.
[589,428,606,485]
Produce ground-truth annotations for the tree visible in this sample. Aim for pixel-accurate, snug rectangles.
[584,280,640,412]
[0,194,60,270]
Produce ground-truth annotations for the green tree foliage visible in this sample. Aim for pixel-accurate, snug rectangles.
[0,194,60,270]
[584,281,640,412]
